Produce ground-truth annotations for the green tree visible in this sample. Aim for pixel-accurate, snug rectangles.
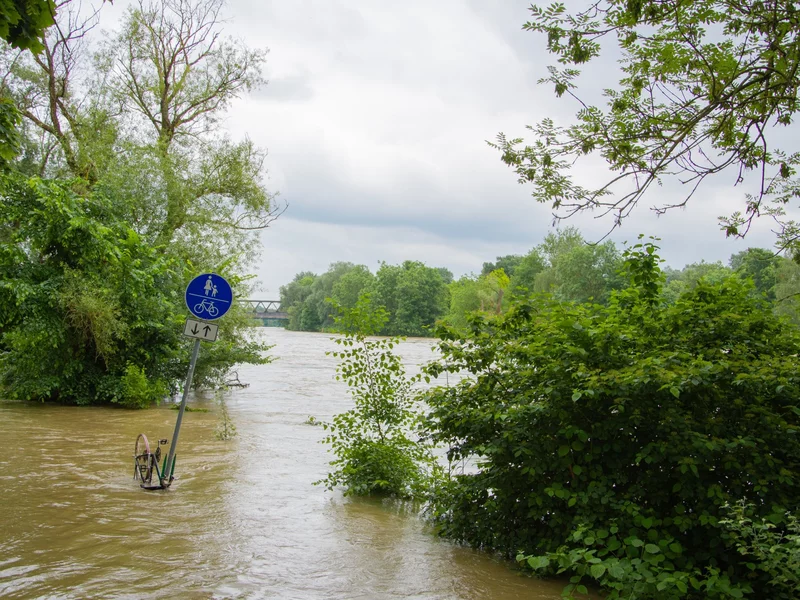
[281,263,376,332]
[280,272,316,331]
[374,260,449,337]
[435,266,454,285]
[773,258,800,325]
[0,172,267,406]
[280,272,316,307]
[494,1,800,251]
[548,241,623,304]
[0,0,109,183]
[477,268,510,314]
[533,229,623,304]
[103,0,273,249]
[424,241,800,599]
[662,260,733,304]
[729,248,780,300]
[0,0,273,405]
[371,261,402,324]
[317,295,437,499]
[0,95,20,170]
[0,0,59,170]
[445,270,517,330]
[0,0,55,51]
[306,262,366,330]
[2,0,278,259]
[330,264,374,310]
[538,226,584,265]
[443,275,482,331]
[297,300,322,332]
[510,248,546,294]
[482,254,522,277]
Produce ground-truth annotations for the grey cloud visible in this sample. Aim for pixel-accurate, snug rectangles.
[286,201,551,245]
[222,0,787,292]
[269,140,555,244]
[253,74,315,102]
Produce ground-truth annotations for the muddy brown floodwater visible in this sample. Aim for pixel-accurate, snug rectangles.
[0,328,568,599]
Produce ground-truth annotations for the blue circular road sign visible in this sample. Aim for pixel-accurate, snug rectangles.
[185,273,233,321]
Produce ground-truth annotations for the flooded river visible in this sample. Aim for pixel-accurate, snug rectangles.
[0,328,566,599]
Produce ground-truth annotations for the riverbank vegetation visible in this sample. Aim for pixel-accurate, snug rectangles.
[280,260,451,337]
[434,0,800,592]
[280,227,800,336]
[425,241,800,599]
[0,0,274,406]
[321,241,800,599]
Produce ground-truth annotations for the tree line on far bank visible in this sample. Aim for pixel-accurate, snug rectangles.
[279,227,800,336]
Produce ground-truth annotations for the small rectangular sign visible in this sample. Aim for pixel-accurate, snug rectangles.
[183,318,218,342]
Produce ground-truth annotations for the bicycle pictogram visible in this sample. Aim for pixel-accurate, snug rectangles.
[193,299,219,317]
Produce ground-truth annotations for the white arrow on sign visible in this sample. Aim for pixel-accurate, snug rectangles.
[183,318,218,342]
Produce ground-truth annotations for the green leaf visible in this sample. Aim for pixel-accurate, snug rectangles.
[590,564,606,579]
[608,563,624,578]
[527,555,550,569]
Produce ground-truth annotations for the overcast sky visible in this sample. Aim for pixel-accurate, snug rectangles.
[107,0,784,297]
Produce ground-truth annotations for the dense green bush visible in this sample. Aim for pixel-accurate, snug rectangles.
[423,241,800,599]
[0,174,267,405]
[317,295,438,498]
[118,364,169,409]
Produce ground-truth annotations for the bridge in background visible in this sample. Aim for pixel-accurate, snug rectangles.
[240,300,289,327]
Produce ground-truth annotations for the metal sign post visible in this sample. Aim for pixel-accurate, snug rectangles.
[156,272,233,488]
[161,337,201,486]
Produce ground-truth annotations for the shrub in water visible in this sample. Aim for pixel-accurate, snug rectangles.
[423,240,800,599]
[317,294,438,499]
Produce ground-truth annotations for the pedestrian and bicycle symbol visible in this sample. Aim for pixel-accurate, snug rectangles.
[185,273,233,321]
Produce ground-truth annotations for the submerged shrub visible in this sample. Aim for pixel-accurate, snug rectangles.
[423,240,800,599]
[317,294,438,499]
[117,364,168,409]
[214,388,237,441]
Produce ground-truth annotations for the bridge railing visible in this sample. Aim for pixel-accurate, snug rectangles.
[239,300,289,323]
[240,299,283,313]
